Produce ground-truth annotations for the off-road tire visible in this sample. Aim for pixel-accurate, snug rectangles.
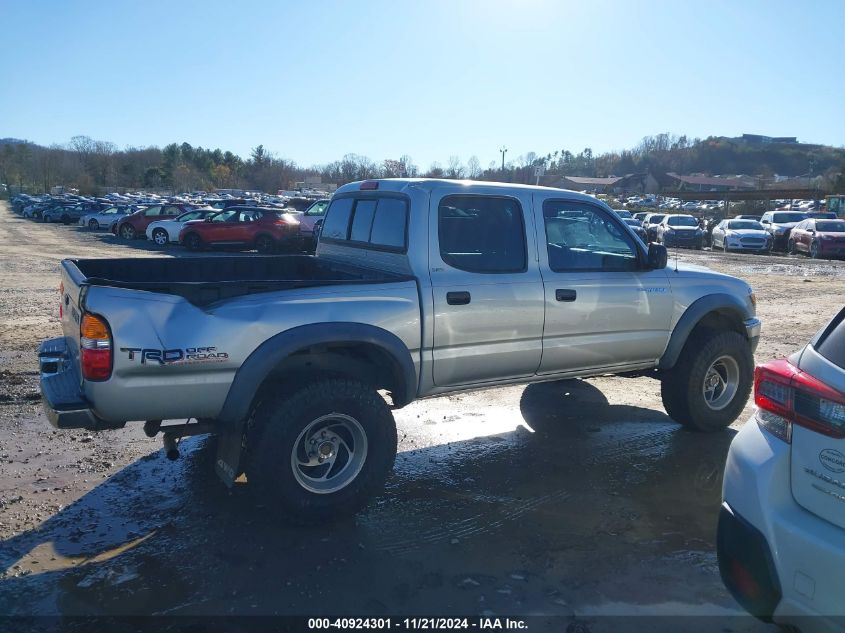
[661,330,753,432]
[245,379,397,524]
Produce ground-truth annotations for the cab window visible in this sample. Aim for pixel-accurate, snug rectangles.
[438,195,526,273]
[543,200,638,272]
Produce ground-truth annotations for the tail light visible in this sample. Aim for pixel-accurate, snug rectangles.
[58,282,64,320]
[80,313,112,381]
[754,359,845,442]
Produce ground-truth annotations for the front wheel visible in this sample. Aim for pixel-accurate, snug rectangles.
[661,330,753,432]
[88,219,99,230]
[245,379,398,524]
[788,239,796,255]
[183,233,202,251]
[152,228,169,246]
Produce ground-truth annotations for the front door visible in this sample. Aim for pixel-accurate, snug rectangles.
[430,190,544,387]
[535,196,673,374]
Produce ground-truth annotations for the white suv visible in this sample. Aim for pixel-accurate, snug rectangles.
[718,306,845,630]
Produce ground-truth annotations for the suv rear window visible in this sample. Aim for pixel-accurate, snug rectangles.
[321,196,408,251]
[816,310,845,369]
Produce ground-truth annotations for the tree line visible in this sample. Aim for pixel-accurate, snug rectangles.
[1,133,843,195]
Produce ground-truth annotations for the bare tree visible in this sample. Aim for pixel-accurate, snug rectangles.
[466,155,481,179]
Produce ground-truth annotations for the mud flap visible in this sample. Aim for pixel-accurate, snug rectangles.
[215,428,244,488]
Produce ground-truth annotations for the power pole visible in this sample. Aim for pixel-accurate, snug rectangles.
[499,146,508,173]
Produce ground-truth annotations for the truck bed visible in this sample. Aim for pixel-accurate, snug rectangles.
[66,255,413,306]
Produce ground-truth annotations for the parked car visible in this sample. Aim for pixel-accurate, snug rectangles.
[655,214,703,249]
[39,178,760,522]
[115,204,192,239]
[788,218,845,259]
[42,204,94,225]
[613,209,633,219]
[145,208,219,245]
[642,213,666,242]
[622,217,647,241]
[297,199,330,244]
[710,219,771,253]
[80,206,132,230]
[734,214,762,221]
[633,211,650,223]
[178,206,302,253]
[760,211,808,251]
[807,212,837,220]
[718,306,845,626]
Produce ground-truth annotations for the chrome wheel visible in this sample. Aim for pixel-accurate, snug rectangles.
[152,229,168,246]
[702,355,739,411]
[291,414,368,494]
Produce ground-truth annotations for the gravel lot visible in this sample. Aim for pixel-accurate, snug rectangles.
[1,200,843,629]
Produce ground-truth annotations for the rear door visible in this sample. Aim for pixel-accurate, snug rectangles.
[790,310,845,530]
[430,189,544,387]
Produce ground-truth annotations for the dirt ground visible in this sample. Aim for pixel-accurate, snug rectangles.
[1,200,843,630]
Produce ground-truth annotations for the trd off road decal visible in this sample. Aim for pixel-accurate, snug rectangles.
[120,346,229,365]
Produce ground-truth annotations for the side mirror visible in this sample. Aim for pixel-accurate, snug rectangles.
[647,243,668,269]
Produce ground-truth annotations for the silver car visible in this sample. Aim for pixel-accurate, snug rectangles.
[79,206,131,231]
[711,219,772,252]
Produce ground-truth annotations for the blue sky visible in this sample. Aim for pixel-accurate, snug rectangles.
[1,0,843,169]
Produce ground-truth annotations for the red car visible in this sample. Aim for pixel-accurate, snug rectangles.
[114,204,194,240]
[788,218,845,259]
[178,207,302,253]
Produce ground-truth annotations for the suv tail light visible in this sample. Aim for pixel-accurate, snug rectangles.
[754,359,845,442]
[80,313,112,381]
[58,282,64,319]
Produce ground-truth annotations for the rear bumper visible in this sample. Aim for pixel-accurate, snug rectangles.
[38,337,119,430]
[720,420,845,630]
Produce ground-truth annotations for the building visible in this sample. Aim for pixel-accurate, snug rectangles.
[662,173,755,192]
[741,134,798,145]
[552,174,647,194]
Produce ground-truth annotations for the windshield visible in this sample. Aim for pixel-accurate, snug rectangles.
[667,216,698,227]
[727,220,763,230]
[817,220,845,232]
[648,215,665,223]
[772,213,806,223]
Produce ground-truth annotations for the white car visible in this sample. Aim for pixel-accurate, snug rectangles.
[79,206,131,230]
[710,219,772,252]
[718,306,845,630]
[145,208,219,245]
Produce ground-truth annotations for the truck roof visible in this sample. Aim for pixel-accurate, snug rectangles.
[334,178,598,202]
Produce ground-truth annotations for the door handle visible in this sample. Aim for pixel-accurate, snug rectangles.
[555,289,577,302]
[446,291,471,306]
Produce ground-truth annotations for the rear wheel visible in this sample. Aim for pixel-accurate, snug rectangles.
[119,224,136,240]
[88,219,99,230]
[255,234,275,254]
[183,233,202,251]
[661,330,753,432]
[245,379,397,524]
[152,228,169,246]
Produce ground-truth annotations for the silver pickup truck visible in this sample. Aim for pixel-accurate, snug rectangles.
[40,179,761,522]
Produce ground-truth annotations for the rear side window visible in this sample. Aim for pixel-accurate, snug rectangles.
[321,196,408,251]
[816,310,845,369]
[438,195,527,273]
